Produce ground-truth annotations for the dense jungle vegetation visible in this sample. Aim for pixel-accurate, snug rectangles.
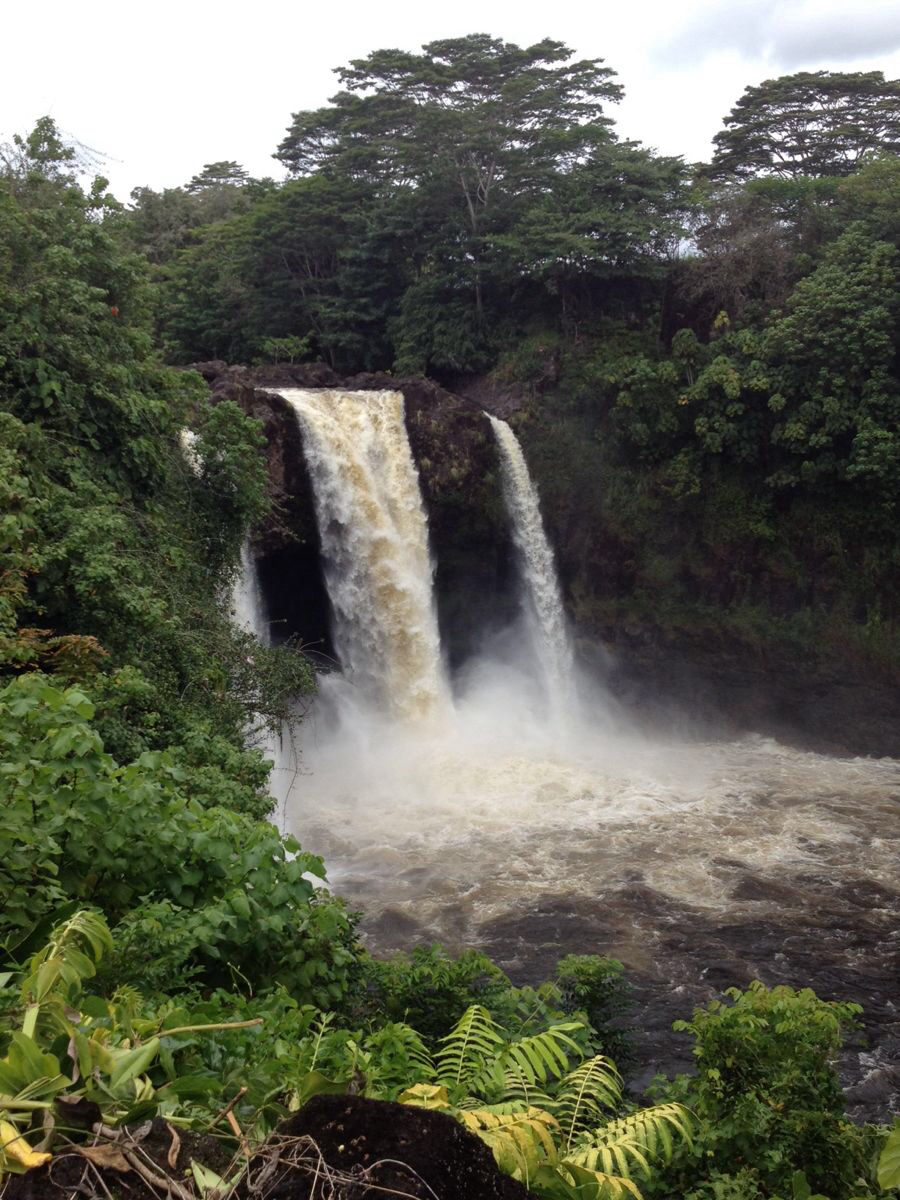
[1,34,899,1199]
[133,41,900,678]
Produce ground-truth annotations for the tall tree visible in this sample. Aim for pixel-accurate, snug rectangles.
[711,71,900,179]
[276,35,623,317]
[491,142,686,322]
[186,160,250,191]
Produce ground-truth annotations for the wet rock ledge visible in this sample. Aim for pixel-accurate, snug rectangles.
[190,361,517,666]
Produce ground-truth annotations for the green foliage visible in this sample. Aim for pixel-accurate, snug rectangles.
[711,71,900,179]
[0,674,356,1003]
[491,142,686,308]
[355,947,632,1068]
[0,909,263,1179]
[192,399,268,572]
[396,1005,694,1199]
[877,1120,900,1190]
[186,160,250,192]
[764,229,900,495]
[152,37,688,374]
[2,76,900,1200]
[556,955,633,1064]
[837,155,900,245]
[663,982,870,1198]
[1,116,316,835]
[357,945,514,1040]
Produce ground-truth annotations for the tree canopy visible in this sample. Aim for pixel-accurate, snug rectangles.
[711,70,900,179]
[276,35,625,320]
[276,34,622,193]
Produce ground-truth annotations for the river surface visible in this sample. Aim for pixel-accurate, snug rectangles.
[281,670,900,1122]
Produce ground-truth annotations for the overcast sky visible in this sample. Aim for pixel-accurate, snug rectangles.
[4,0,900,200]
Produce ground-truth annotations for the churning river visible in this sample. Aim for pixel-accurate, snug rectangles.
[243,389,900,1122]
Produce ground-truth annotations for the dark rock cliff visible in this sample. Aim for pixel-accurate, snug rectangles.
[191,362,517,668]
[193,362,899,757]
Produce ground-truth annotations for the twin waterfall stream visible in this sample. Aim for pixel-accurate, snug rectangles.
[230,388,900,1111]
[276,389,573,721]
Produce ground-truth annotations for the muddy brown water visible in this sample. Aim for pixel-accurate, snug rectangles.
[284,719,900,1124]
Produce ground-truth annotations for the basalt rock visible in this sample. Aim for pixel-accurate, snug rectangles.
[248,1094,538,1200]
[592,622,900,758]
[190,363,516,666]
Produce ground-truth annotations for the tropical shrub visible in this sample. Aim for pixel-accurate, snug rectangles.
[0,909,261,1180]
[661,982,872,1198]
[0,674,358,1003]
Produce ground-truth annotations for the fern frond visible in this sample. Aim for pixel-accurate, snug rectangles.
[557,1159,644,1200]
[399,1024,434,1075]
[464,1100,533,1115]
[366,1021,434,1074]
[501,1062,555,1111]
[565,1133,651,1180]
[467,1021,583,1101]
[458,1107,559,1185]
[554,1055,623,1153]
[503,1023,583,1085]
[587,1103,695,1166]
[435,1005,504,1090]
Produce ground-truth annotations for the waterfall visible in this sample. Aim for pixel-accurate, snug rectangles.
[180,426,293,824]
[230,542,268,638]
[229,541,297,829]
[278,389,447,720]
[488,415,575,712]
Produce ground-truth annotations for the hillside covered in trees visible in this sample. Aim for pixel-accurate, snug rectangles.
[1,34,899,1200]
[128,41,900,740]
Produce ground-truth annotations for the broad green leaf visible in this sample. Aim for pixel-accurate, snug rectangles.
[109,1038,160,1089]
[877,1121,900,1189]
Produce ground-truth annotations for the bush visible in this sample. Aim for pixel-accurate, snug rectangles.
[662,981,871,1198]
[0,674,359,1004]
[355,946,516,1041]
[556,954,633,1063]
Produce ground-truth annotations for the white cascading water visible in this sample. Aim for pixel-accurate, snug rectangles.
[180,428,294,827]
[230,542,267,639]
[278,389,447,720]
[488,415,575,714]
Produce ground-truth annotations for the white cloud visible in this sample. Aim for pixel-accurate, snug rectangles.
[1,0,898,197]
[656,0,900,67]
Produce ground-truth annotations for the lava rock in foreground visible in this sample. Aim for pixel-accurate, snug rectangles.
[248,1094,537,1199]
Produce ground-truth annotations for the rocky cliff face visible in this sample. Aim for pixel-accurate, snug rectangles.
[193,362,899,757]
[191,362,517,667]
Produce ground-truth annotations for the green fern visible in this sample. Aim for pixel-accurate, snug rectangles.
[586,1103,695,1166]
[563,1103,694,1193]
[396,1007,685,1200]
[435,1005,504,1090]
[503,1023,583,1085]
[554,1055,624,1153]
[501,1061,556,1111]
[457,1106,559,1185]
[556,1159,644,1199]
[565,1133,651,1181]
[363,1021,434,1095]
